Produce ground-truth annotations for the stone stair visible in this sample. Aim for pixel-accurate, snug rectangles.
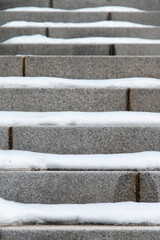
[0,0,160,239]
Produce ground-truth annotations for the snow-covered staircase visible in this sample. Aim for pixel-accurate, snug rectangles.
[0,0,160,239]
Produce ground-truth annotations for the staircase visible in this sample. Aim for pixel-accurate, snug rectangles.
[0,0,160,239]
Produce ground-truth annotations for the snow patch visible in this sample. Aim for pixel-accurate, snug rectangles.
[0,77,160,89]
[0,150,160,170]
[3,6,145,12]
[0,198,160,225]
[2,20,155,28]
[0,112,159,126]
[3,35,160,44]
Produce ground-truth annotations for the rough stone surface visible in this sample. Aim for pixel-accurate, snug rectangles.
[53,0,160,10]
[13,125,160,154]
[111,12,160,26]
[0,0,50,10]
[1,226,160,240]
[130,88,160,112]
[115,44,160,56]
[0,56,23,76]
[0,28,46,43]
[0,127,9,150]
[25,56,160,79]
[0,88,127,112]
[140,172,160,202]
[0,12,108,25]
[49,27,160,39]
[0,171,136,203]
[0,44,111,56]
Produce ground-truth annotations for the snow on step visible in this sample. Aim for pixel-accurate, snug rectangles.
[0,150,160,171]
[3,35,160,45]
[3,6,145,12]
[1,198,160,225]
[2,20,155,28]
[0,112,160,126]
[0,77,160,88]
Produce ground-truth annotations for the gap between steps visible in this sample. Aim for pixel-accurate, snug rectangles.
[22,57,26,77]
[8,126,13,150]
[126,88,132,111]
[136,172,140,202]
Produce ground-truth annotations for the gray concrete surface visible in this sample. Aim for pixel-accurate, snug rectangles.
[0,0,50,10]
[1,226,160,239]
[140,172,160,202]
[12,125,160,154]
[0,44,111,56]
[49,27,160,39]
[53,0,160,11]
[111,12,160,26]
[0,56,23,76]
[0,88,127,112]
[25,56,160,79]
[130,88,160,112]
[115,44,160,56]
[0,171,136,203]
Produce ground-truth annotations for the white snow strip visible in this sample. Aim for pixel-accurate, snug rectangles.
[0,77,160,89]
[0,198,160,225]
[0,112,159,126]
[3,35,160,44]
[3,6,145,12]
[2,20,154,28]
[0,150,160,170]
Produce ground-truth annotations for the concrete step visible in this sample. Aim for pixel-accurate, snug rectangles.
[0,87,127,112]
[1,56,160,78]
[53,0,160,11]
[0,0,50,10]
[0,77,159,112]
[0,226,160,240]
[24,56,160,79]
[1,44,160,56]
[0,44,111,56]
[0,27,46,43]
[0,111,159,153]
[140,172,160,202]
[0,171,136,203]
[1,11,160,26]
[0,11,108,25]
[48,27,160,39]
[112,12,160,26]
[1,27,159,43]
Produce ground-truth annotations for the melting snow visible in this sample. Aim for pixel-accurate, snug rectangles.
[3,6,145,12]
[0,77,160,89]
[3,35,160,44]
[0,150,160,170]
[0,198,160,225]
[0,111,159,126]
[2,20,155,28]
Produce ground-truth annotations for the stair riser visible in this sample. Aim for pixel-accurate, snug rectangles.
[1,28,160,43]
[1,44,160,56]
[112,12,160,26]
[0,12,108,26]
[0,227,160,240]
[25,56,160,79]
[12,126,160,154]
[0,88,127,112]
[0,0,50,10]
[53,0,160,11]
[0,171,136,203]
